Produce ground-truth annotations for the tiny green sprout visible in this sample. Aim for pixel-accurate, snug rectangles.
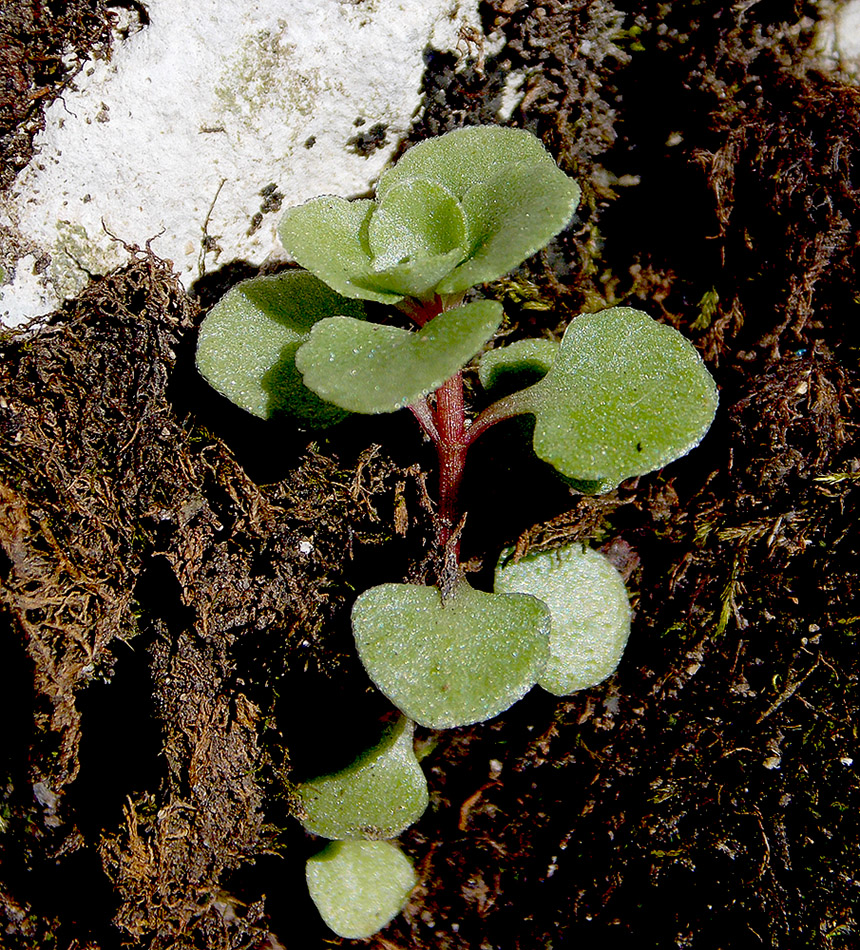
[195,124,718,939]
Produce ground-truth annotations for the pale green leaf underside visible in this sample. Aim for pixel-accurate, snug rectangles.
[195,271,365,426]
[295,299,504,414]
[306,840,416,940]
[278,196,404,304]
[495,544,631,696]
[297,717,428,840]
[516,307,719,489]
[437,162,581,294]
[352,579,550,729]
[478,337,560,395]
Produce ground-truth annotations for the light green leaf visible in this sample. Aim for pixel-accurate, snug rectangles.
[306,840,417,940]
[278,195,403,304]
[297,717,428,840]
[352,578,550,729]
[369,247,467,300]
[495,544,631,696]
[376,125,562,201]
[437,162,581,294]
[515,307,718,489]
[478,337,560,395]
[195,270,365,426]
[368,178,467,269]
[295,299,504,414]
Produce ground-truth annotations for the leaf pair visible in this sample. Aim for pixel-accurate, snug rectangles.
[195,270,502,423]
[297,717,425,938]
[278,126,581,303]
[352,543,632,729]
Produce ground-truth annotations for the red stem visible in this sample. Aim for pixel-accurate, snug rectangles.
[434,371,468,553]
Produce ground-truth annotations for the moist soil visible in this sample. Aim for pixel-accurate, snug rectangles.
[1,2,858,948]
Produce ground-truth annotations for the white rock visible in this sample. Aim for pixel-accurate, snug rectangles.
[815,0,860,75]
[0,0,487,327]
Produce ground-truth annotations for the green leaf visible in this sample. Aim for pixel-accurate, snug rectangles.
[368,178,467,269]
[516,307,718,489]
[297,717,428,840]
[279,127,579,303]
[295,299,504,414]
[368,247,467,300]
[438,161,581,294]
[352,578,550,729]
[478,337,560,396]
[195,270,365,426]
[278,196,404,304]
[306,840,417,940]
[495,544,631,696]
[377,125,563,202]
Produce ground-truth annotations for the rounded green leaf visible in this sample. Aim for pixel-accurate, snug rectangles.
[495,544,631,696]
[437,161,581,294]
[195,270,365,426]
[306,840,417,940]
[368,178,467,269]
[519,307,718,489]
[297,716,428,840]
[278,195,403,304]
[295,299,504,414]
[352,578,550,729]
[376,125,563,202]
[478,337,560,396]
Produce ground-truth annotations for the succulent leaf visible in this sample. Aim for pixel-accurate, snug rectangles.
[438,161,581,294]
[279,126,580,302]
[368,178,467,269]
[306,840,416,940]
[277,196,403,304]
[195,270,364,426]
[295,299,504,414]
[352,578,550,729]
[516,307,718,489]
[376,125,562,201]
[297,717,428,840]
[495,544,631,695]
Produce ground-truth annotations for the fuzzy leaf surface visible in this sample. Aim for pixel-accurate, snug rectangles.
[438,162,581,293]
[306,840,416,939]
[377,125,563,201]
[516,307,718,488]
[368,178,467,268]
[297,717,428,840]
[352,579,550,729]
[495,544,631,695]
[195,271,364,425]
[278,196,403,303]
[295,299,504,413]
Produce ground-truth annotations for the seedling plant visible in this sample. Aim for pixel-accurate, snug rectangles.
[196,125,718,939]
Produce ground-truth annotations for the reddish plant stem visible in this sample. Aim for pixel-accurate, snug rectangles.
[434,371,468,553]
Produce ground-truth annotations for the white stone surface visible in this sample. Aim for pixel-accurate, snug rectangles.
[815,0,860,74]
[0,0,486,326]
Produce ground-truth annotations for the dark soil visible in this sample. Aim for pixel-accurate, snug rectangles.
[1,2,858,948]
